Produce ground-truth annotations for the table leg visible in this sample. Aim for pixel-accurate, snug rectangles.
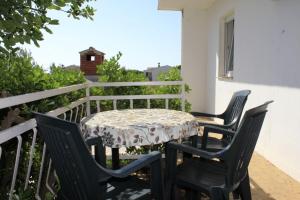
[112,148,120,169]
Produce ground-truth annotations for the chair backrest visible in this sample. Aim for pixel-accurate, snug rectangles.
[222,90,251,131]
[34,112,110,200]
[224,101,273,187]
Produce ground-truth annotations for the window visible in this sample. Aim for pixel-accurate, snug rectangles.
[224,18,234,77]
[219,14,234,78]
[86,55,96,61]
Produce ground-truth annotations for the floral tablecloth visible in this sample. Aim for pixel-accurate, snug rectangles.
[80,109,199,148]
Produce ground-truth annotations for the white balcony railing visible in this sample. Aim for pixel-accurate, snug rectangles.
[0,81,185,200]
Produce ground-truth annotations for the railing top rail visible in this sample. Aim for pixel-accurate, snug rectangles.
[0,119,36,143]
[46,97,88,117]
[88,81,184,87]
[0,81,184,110]
[90,94,181,101]
[0,83,87,109]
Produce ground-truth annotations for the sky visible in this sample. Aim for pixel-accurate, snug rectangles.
[24,0,181,71]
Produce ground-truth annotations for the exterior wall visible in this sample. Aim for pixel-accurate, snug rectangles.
[80,54,103,75]
[201,0,300,181]
[144,66,172,81]
[181,7,208,112]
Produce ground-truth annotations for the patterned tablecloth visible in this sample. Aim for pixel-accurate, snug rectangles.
[80,109,199,148]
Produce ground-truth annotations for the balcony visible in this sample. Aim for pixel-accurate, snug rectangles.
[0,81,186,199]
[0,81,299,199]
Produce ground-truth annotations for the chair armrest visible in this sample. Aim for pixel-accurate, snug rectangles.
[201,125,236,149]
[167,142,223,160]
[85,137,103,147]
[101,151,161,179]
[190,112,221,118]
[202,125,236,137]
[197,121,225,127]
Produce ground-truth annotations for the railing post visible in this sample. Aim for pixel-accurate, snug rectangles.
[130,99,133,109]
[86,84,91,116]
[181,83,185,112]
[147,99,151,109]
[165,99,169,109]
[9,136,22,200]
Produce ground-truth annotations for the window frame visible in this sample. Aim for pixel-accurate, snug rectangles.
[219,12,235,79]
[86,55,96,62]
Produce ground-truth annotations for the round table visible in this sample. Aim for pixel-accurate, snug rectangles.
[80,109,199,169]
[80,109,199,148]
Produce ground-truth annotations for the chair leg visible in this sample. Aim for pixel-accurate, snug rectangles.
[182,136,197,160]
[56,191,67,200]
[95,145,106,167]
[165,183,176,200]
[238,174,252,200]
[185,189,197,200]
[173,185,180,200]
[151,159,164,200]
[211,188,229,200]
[232,190,240,199]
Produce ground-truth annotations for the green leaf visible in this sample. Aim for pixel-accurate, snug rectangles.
[48,4,61,10]
[44,26,53,34]
[49,19,59,25]
[33,40,40,47]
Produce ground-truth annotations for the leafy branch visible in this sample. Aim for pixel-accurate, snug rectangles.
[0,0,96,56]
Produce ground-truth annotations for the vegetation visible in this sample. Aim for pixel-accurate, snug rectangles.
[0,51,85,199]
[93,52,148,110]
[0,0,95,56]
[0,1,95,198]
[0,50,85,126]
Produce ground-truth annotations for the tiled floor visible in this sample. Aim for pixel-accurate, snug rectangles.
[249,153,300,200]
[173,152,300,200]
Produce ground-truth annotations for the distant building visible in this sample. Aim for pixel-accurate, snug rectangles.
[79,47,105,82]
[144,65,171,81]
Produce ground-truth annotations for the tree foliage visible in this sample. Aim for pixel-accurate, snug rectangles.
[96,53,191,111]
[0,50,86,126]
[0,0,96,55]
[95,52,148,110]
[0,51,86,199]
[0,50,85,95]
[156,66,191,111]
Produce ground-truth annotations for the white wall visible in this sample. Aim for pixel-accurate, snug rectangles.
[200,0,300,182]
[161,0,300,182]
[181,7,208,112]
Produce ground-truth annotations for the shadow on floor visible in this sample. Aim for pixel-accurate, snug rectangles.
[172,178,276,200]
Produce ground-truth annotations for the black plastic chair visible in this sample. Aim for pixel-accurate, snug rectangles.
[190,90,251,151]
[34,112,164,200]
[166,101,273,200]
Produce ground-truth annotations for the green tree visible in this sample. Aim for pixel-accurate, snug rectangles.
[97,52,124,82]
[0,50,50,95]
[156,66,191,111]
[0,50,86,125]
[96,52,148,110]
[0,0,96,55]
[0,50,86,199]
